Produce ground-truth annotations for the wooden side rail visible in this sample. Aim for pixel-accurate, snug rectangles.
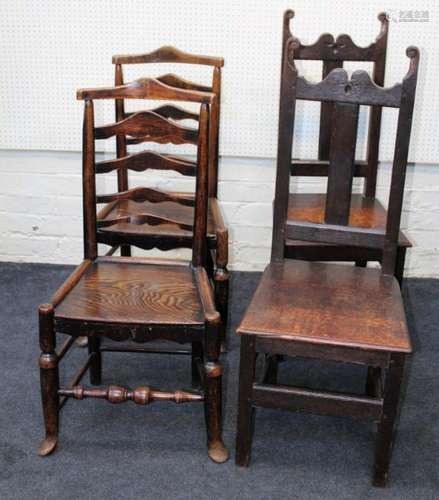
[58,385,204,405]
[252,383,383,420]
[100,343,191,355]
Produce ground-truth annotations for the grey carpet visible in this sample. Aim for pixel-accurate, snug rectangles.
[0,262,438,499]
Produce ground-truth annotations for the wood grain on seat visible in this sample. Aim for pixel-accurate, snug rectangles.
[55,258,204,326]
[286,193,411,247]
[237,260,411,353]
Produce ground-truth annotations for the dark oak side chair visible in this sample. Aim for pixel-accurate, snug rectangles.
[110,46,229,345]
[282,10,411,285]
[37,78,228,463]
[235,39,419,486]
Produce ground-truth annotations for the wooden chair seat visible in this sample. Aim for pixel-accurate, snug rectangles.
[55,257,205,330]
[98,196,220,246]
[286,193,411,248]
[238,260,411,353]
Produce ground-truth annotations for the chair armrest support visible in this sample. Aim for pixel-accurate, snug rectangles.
[193,266,221,325]
[209,198,226,233]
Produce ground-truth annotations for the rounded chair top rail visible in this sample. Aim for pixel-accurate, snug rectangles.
[112,45,224,67]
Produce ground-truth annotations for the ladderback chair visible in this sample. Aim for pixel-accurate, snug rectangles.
[282,10,411,284]
[235,39,419,486]
[37,78,228,463]
[111,47,229,344]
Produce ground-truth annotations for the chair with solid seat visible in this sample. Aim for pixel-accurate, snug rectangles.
[281,10,411,285]
[235,38,419,486]
[37,77,228,463]
[110,46,229,345]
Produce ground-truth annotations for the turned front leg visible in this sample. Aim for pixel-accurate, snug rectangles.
[38,304,59,456]
[214,229,230,351]
[204,316,228,463]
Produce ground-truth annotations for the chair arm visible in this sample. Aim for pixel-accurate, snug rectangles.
[193,266,221,325]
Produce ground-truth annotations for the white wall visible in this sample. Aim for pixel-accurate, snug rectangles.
[1,0,439,163]
[1,149,438,277]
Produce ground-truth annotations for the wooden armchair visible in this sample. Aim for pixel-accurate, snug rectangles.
[282,10,411,285]
[111,46,229,345]
[235,39,419,486]
[37,78,228,463]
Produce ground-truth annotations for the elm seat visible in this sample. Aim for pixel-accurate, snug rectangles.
[286,193,411,248]
[55,258,205,327]
[237,260,411,353]
[98,196,218,245]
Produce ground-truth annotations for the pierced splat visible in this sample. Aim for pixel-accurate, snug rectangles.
[283,11,388,62]
[284,10,389,198]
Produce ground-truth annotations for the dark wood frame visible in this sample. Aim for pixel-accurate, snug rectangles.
[38,78,228,463]
[235,40,419,486]
[281,10,410,284]
[111,46,229,346]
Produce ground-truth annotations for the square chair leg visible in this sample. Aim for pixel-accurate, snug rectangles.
[236,335,257,466]
[373,353,406,487]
